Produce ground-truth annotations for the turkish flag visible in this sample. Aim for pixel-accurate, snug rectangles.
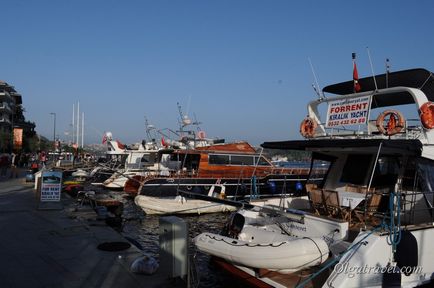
[353,62,361,92]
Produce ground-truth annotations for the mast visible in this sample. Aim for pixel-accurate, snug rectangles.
[366,47,378,91]
[81,112,84,148]
[76,101,80,147]
[72,103,75,145]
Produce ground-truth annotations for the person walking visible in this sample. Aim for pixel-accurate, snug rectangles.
[0,153,9,177]
[10,152,19,178]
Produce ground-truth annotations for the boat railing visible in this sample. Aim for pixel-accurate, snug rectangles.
[314,118,426,140]
[399,189,434,225]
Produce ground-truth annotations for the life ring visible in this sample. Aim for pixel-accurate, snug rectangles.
[376,110,405,136]
[300,117,318,138]
[419,102,434,129]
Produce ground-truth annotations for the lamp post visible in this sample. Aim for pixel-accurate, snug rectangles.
[50,112,56,156]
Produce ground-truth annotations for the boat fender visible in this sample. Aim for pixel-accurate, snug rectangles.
[419,101,434,129]
[295,181,303,192]
[394,230,418,276]
[268,181,276,194]
[376,110,405,136]
[300,117,317,138]
[381,263,401,288]
[226,212,245,238]
[130,255,159,275]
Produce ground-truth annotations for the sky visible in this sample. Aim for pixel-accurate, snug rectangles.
[2,0,434,146]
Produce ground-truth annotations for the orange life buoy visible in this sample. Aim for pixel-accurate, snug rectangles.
[300,117,318,138]
[419,102,434,129]
[376,110,405,136]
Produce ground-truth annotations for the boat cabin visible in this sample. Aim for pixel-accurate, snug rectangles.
[263,68,434,227]
[156,141,301,178]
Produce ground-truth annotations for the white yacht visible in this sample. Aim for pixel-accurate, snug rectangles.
[195,68,434,287]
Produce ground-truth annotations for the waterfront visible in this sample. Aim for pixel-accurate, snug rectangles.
[121,197,234,288]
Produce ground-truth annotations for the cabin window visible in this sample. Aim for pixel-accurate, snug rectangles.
[255,156,271,166]
[141,153,157,164]
[209,154,230,165]
[372,156,399,187]
[408,159,434,192]
[231,155,254,165]
[340,154,373,185]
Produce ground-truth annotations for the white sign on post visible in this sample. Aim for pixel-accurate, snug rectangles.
[326,96,371,128]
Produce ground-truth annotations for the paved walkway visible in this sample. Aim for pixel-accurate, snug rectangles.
[0,173,182,288]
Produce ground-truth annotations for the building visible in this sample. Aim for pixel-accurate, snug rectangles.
[0,80,35,152]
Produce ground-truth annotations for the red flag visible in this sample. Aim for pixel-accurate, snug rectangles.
[353,62,361,92]
[116,140,125,149]
[102,134,107,144]
[161,137,168,147]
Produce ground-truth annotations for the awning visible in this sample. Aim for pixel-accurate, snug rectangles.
[261,139,423,155]
[323,68,434,108]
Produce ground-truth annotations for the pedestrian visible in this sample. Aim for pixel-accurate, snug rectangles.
[0,153,9,177]
[10,152,18,178]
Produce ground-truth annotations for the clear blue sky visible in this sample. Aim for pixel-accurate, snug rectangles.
[2,0,434,145]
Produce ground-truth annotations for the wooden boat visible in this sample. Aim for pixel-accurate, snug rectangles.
[125,141,315,199]
[195,68,434,287]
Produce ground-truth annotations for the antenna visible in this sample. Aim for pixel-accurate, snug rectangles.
[366,47,378,91]
[308,57,324,100]
[385,58,390,88]
[144,116,156,141]
[192,113,202,131]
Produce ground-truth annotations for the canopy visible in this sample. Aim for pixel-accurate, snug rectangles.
[262,139,422,155]
[323,68,434,108]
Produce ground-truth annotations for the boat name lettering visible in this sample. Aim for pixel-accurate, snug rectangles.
[288,223,307,232]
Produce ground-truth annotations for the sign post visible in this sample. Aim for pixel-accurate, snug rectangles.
[38,170,63,210]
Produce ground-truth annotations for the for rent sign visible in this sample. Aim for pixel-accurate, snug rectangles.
[326,96,371,128]
[40,171,62,202]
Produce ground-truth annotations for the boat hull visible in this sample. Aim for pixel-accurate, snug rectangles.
[134,195,237,215]
[134,174,310,198]
[195,231,329,273]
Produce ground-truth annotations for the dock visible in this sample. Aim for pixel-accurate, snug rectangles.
[0,172,184,288]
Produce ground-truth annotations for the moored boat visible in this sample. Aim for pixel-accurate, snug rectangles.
[195,67,434,287]
[126,141,315,199]
[134,184,238,215]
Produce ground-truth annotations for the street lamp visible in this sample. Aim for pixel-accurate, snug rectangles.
[50,112,56,154]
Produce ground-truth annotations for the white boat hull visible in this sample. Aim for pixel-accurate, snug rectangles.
[195,230,329,273]
[134,195,237,215]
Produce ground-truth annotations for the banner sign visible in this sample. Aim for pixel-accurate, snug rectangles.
[326,96,371,128]
[40,171,62,202]
[13,127,23,151]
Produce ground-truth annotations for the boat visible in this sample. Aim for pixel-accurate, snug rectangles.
[134,184,238,214]
[195,207,345,273]
[127,141,314,198]
[101,139,163,189]
[195,67,434,287]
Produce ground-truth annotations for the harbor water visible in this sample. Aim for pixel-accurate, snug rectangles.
[120,196,235,288]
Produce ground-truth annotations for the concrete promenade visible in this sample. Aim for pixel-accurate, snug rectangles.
[0,171,181,288]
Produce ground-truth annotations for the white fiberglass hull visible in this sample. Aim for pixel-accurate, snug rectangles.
[134,195,237,215]
[195,229,329,273]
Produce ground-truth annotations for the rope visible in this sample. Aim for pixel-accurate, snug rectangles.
[201,233,290,248]
[387,190,402,252]
[295,223,386,288]
[296,194,404,288]
[303,237,324,264]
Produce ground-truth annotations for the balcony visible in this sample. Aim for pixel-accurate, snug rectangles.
[0,102,13,113]
[0,115,12,124]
